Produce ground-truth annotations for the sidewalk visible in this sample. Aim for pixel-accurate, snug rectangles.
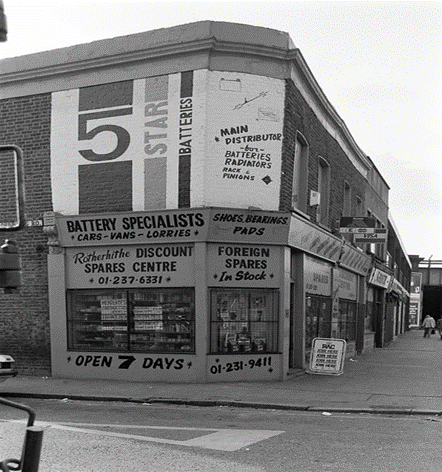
[1,329,442,415]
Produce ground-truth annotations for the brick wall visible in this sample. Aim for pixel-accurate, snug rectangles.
[280,79,367,230]
[0,94,52,375]
[79,161,133,213]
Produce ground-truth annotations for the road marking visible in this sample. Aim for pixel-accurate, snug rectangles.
[10,420,284,451]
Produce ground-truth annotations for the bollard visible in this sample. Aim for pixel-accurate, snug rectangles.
[20,427,44,472]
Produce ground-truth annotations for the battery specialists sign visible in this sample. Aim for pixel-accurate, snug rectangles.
[56,209,208,246]
[66,244,194,288]
[308,338,346,375]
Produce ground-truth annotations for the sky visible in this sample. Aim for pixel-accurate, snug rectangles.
[1,0,441,260]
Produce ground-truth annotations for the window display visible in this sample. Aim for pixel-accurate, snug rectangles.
[67,288,194,352]
[333,300,357,342]
[210,289,278,354]
[305,295,332,351]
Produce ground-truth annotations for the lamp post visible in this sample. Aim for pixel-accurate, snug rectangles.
[0,0,7,42]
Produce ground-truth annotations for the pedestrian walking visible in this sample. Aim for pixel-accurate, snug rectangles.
[421,314,436,338]
[436,318,442,339]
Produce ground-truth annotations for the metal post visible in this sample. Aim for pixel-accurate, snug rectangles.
[0,398,35,427]
[0,398,43,471]
[21,427,44,472]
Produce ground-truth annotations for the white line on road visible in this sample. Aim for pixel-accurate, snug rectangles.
[9,420,284,451]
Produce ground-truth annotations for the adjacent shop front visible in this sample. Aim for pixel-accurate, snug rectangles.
[367,267,393,347]
[288,216,371,369]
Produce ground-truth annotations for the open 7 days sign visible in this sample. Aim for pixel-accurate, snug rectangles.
[308,338,346,375]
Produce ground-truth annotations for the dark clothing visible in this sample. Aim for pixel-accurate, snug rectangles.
[436,318,442,338]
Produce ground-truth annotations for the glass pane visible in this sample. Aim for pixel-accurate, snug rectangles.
[67,290,128,351]
[67,288,195,353]
[306,295,331,352]
[210,289,278,354]
[129,289,195,353]
[337,300,357,342]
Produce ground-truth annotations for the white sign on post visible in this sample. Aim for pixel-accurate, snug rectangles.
[308,338,346,375]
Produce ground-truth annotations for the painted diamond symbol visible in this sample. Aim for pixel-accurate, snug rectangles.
[262,175,272,185]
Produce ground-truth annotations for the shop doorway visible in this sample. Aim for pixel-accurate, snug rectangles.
[289,283,295,369]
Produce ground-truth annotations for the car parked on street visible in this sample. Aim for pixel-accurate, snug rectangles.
[0,354,18,381]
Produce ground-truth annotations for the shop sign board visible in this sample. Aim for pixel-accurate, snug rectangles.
[354,228,387,243]
[308,338,346,375]
[304,255,332,296]
[411,272,422,294]
[368,267,392,289]
[208,244,281,287]
[409,295,421,327]
[54,352,202,383]
[339,217,376,233]
[289,218,342,262]
[289,217,370,275]
[207,354,280,382]
[390,278,405,296]
[338,244,371,275]
[54,208,291,247]
[208,209,289,244]
[333,267,358,301]
[65,244,195,289]
[56,209,210,247]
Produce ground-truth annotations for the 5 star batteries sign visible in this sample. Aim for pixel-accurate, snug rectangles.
[50,70,285,215]
[51,73,197,214]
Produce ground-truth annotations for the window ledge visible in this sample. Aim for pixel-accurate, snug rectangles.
[290,207,311,220]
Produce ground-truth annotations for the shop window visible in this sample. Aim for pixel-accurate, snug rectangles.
[67,288,195,353]
[356,196,363,216]
[365,289,375,331]
[317,157,330,226]
[305,295,332,351]
[334,300,357,342]
[292,133,308,212]
[210,289,278,354]
[343,181,351,216]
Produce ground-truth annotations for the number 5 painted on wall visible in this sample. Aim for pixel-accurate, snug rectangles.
[78,107,132,161]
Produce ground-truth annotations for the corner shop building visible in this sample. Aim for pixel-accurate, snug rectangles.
[1,21,371,381]
[45,206,369,382]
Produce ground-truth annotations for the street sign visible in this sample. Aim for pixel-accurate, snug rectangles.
[354,229,387,243]
[339,216,375,231]
[340,227,376,234]
[308,338,346,375]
